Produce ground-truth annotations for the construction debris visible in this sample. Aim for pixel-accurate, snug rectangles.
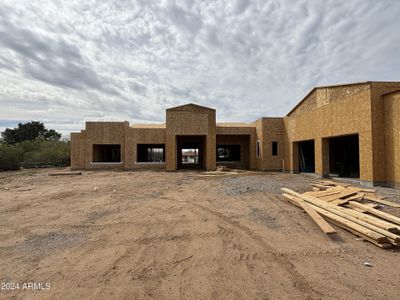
[216,166,232,172]
[281,180,400,249]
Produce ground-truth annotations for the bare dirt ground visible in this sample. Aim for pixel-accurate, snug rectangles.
[1,169,400,300]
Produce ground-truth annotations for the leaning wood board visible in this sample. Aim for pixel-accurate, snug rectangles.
[290,196,336,234]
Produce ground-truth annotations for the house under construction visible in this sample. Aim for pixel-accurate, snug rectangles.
[71,81,400,188]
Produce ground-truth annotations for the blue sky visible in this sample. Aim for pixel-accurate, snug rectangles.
[1,0,400,137]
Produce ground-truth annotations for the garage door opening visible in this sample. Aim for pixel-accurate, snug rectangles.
[329,134,359,178]
[298,140,315,173]
[93,144,121,163]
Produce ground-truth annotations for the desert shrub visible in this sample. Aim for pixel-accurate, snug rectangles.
[0,140,70,171]
[21,140,70,168]
[0,144,23,171]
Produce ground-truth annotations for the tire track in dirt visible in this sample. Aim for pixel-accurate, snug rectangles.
[187,201,320,299]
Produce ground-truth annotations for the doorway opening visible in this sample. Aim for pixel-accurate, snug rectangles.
[298,140,315,172]
[176,135,205,169]
[329,134,360,178]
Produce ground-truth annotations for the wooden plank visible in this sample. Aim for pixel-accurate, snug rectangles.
[338,206,400,233]
[48,171,83,176]
[316,180,351,187]
[319,187,362,202]
[282,189,400,244]
[304,189,342,197]
[363,194,400,208]
[330,199,350,206]
[283,194,393,248]
[281,189,391,244]
[342,193,365,201]
[311,183,331,189]
[284,193,398,246]
[321,218,392,249]
[290,196,337,234]
[348,201,400,225]
[282,193,390,245]
[360,188,376,193]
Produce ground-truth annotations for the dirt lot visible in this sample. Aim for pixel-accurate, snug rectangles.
[1,169,400,299]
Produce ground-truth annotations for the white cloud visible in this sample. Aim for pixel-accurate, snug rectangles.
[0,0,400,137]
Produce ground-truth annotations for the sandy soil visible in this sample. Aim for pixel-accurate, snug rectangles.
[1,169,400,300]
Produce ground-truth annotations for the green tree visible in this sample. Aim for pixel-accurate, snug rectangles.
[1,121,61,144]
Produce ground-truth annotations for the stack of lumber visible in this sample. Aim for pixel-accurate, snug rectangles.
[281,180,400,249]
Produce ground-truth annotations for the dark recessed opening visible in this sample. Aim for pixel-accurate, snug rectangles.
[137,144,165,162]
[216,145,241,161]
[329,134,360,178]
[272,141,278,156]
[298,140,315,172]
[93,144,121,162]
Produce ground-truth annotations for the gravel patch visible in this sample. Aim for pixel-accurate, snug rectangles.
[215,173,316,196]
[374,186,400,203]
[10,231,86,260]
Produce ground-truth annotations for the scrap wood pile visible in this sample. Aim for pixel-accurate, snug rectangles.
[281,180,400,249]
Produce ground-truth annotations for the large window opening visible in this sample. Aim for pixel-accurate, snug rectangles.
[216,145,241,161]
[137,144,165,163]
[298,140,315,172]
[329,134,359,178]
[92,144,121,163]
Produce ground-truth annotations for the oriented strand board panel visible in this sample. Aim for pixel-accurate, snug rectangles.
[84,121,128,169]
[255,118,285,171]
[125,127,166,169]
[216,125,257,169]
[166,104,216,171]
[283,84,373,181]
[283,81,400,186]
[384,91,400,188]
[288,83,370,118]
[370,82,400,184]
[216,134,250,169]
[70,132,86,170]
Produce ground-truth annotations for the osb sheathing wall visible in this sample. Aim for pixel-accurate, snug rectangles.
[369,82,400,185]
[216,126,257,169]
[70,131,86,170]
[84,122,128,170]
[283,84,374,182]
[384,91,400,188]
[254,118,284,171]
[125,127,166,169]
[216,133,251,169]
[166,105,216,171]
